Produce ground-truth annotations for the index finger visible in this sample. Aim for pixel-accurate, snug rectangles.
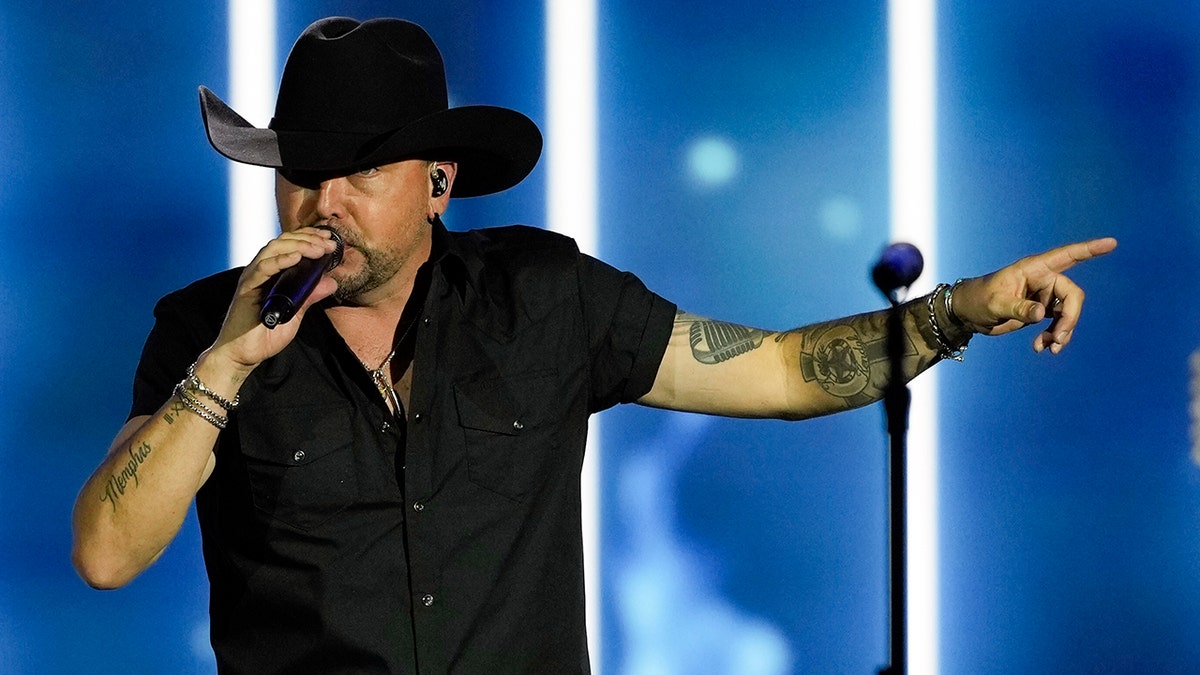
[1031,237,1118,274]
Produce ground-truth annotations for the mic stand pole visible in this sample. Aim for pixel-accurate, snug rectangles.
[878,295,908,675]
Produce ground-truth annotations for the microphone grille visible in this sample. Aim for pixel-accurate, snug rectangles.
[327,230,345,270]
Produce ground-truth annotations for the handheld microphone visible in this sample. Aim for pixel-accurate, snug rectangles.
[259,228,344,329]
[872,242,924,302]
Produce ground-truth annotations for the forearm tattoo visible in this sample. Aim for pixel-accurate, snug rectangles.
[677,301,942,412]
[795,304,935,409]
[798,322,894,408]
[99,441,153,512]
[679,312,767,364]
[162,397,188,425]
[96,403,182,511]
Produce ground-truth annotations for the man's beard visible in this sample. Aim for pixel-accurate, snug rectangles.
[331,242,402,305]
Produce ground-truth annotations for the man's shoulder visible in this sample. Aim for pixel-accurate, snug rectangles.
[154,268,243,319]
[451,224,579,260]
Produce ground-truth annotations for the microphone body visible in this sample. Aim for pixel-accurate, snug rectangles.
[872,242,924,298]
[259,230,344,328]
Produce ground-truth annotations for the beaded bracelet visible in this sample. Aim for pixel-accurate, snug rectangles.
[927,284,968,362]
[185,363,240,411]
[173,381,229,430]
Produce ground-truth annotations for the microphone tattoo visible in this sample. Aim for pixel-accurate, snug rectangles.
[682,313,766,364]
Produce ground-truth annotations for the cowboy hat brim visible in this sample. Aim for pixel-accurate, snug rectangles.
[199,86,542,198]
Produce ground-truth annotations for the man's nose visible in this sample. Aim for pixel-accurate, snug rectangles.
[314,178,349,219]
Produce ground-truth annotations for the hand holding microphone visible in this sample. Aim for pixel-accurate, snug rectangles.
[259,227,345,328]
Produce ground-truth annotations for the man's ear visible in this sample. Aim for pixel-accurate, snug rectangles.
[428,161,458,217]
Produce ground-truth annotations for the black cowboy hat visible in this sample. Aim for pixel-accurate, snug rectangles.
[199,17,542,198]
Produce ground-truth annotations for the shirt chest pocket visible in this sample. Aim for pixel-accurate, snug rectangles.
[237,403,356,530]
[454,370,562,502]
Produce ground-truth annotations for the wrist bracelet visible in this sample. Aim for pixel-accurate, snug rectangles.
[185,362,240,411]
[173,382,229,430]
[945,278,967,327]
[927,284,968,362]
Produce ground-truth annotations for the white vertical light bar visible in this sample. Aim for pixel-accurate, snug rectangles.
[546,0,601,670]
[546,1,598,254]
[227,0,278,266]
[889,1,939,674]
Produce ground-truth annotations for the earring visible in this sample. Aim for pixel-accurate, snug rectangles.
[430,168,448,197]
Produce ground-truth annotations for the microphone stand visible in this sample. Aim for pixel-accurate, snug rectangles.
[871,242,921,675]
[878,290,908,675]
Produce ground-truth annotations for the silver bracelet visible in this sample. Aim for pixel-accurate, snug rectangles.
[185,362,240,411]
[927,284,968,362]
[945,278,967,327]
[173,382,229,430]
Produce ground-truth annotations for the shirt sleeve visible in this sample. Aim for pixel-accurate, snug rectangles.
[576,253,676,412]
[128,270,239,420]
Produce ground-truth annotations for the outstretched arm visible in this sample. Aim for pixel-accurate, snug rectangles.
[638,237,1117,419]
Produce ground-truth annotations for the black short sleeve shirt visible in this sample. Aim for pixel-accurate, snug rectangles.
[129,224,676,674]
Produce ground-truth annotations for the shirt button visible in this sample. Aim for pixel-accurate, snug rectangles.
[421,594,435,607]
[413,413,424,423]
[512,420,524,432]
[422,317,432,326]
[293,450,306,462]
[413,501,425,512]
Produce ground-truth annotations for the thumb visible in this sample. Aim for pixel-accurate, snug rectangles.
[1010,298,1046,324]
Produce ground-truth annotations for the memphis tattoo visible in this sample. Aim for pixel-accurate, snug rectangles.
[99,441,153,512]
[682,313,766,364]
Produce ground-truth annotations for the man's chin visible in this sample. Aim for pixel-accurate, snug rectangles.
[331,272,383,306]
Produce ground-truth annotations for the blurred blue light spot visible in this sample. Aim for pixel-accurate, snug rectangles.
[614,413,791,674]
[687,136,740,186]
[819,194,863,241]
[191,619,216,665]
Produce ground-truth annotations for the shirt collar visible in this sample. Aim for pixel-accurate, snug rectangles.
[429,216,523,342]
[430,215,478,301]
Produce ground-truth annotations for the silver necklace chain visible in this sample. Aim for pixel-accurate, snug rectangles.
[363,348,401,413]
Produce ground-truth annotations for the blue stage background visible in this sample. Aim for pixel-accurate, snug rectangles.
[2,1,1197,672]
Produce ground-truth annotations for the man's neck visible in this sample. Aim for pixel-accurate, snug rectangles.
[325,256,433,370]
[327,217,447,366]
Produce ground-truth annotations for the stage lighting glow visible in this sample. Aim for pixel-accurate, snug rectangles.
[687,136,740,186]
[889,0,939,672]
[819,195,864,241]
[547,0,598,255]
[546,0,601,669]
[190,619,215,665]
[1190,350,1200,467]
[227,0,278,266]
